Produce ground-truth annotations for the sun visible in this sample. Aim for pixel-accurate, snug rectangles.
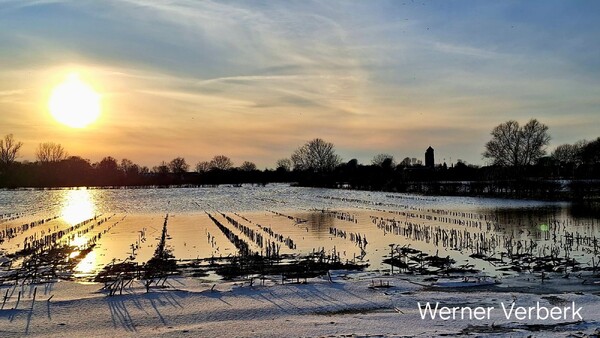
[49,73,101,128]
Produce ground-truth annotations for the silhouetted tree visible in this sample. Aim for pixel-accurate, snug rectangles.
[209,155,233,170]
[239,161,257,171]
[119,158,136,173]
[97,157,118,172]
[372,153,395,168]
[552,142,585,165]
[60,156,93,186]
[151,161,171,185]
[96,156,120,185]
[346,159,358,169]
[119,158,141,183]
[36,142,67,163]
[483,119,550,166]
[580,137,600,165]
[456,159,468,167]
[399,157,412,167]
[152,161,170,175]
[275,158,292,172]
[169,157,189,174]
[195,161,211,173]
[0,134,23,167]
[291,138,342,172]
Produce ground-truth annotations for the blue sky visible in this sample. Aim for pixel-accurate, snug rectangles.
[1,0,599,168]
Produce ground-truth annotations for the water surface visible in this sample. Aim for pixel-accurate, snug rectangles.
[1,185,598,279]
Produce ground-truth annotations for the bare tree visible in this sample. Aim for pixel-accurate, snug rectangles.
[169,157,189,174]
[152,161,170,175]
[0,134,23,166]
[399,157,412,167]
[552,143,581,165]
[239,161,257,171]
[96,156,119,175]
[291,138,342,172]
[36,142,67,163]
[120,158,135,172]
[195,161,211,173]
[483,119,550,166]
[120,158,140,176]
[209,155,233,170]
[372,153,395,167]
[275,158,292,171]
[580,137,600,165]
[483,120,520,167]
[520,119,551,166]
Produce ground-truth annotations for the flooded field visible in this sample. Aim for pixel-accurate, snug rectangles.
[1,184,599,283]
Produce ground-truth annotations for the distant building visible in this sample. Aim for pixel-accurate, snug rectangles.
[425,146,434,168]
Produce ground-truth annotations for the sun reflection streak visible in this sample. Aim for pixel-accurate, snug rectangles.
[70,235,88,248]
[61,189,96,226]
[75,250,98,275]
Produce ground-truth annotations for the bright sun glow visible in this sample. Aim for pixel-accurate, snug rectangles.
[49,73,101,128]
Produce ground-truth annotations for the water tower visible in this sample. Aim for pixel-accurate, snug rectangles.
[425,146,434,168]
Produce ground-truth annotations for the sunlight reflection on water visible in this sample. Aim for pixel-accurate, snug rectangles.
[69,235,88,248]
[61,189,96,225]
[75,250,97,275]
[0,185,598,279]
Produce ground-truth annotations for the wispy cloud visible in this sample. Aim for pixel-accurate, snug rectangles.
[0,89,23,96]
[0,1,599,166]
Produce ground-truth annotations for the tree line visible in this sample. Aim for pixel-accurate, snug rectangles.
[1,119,599,199]
[0,136,272,187]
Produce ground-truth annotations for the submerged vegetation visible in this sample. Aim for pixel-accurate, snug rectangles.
[0,185,598,299]
[142,214,178,292]
[0,205,371,294]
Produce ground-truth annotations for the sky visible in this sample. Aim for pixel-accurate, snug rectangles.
[1,0,599,169]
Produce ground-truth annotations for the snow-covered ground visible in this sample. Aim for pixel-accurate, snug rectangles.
[1,272,599,337]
